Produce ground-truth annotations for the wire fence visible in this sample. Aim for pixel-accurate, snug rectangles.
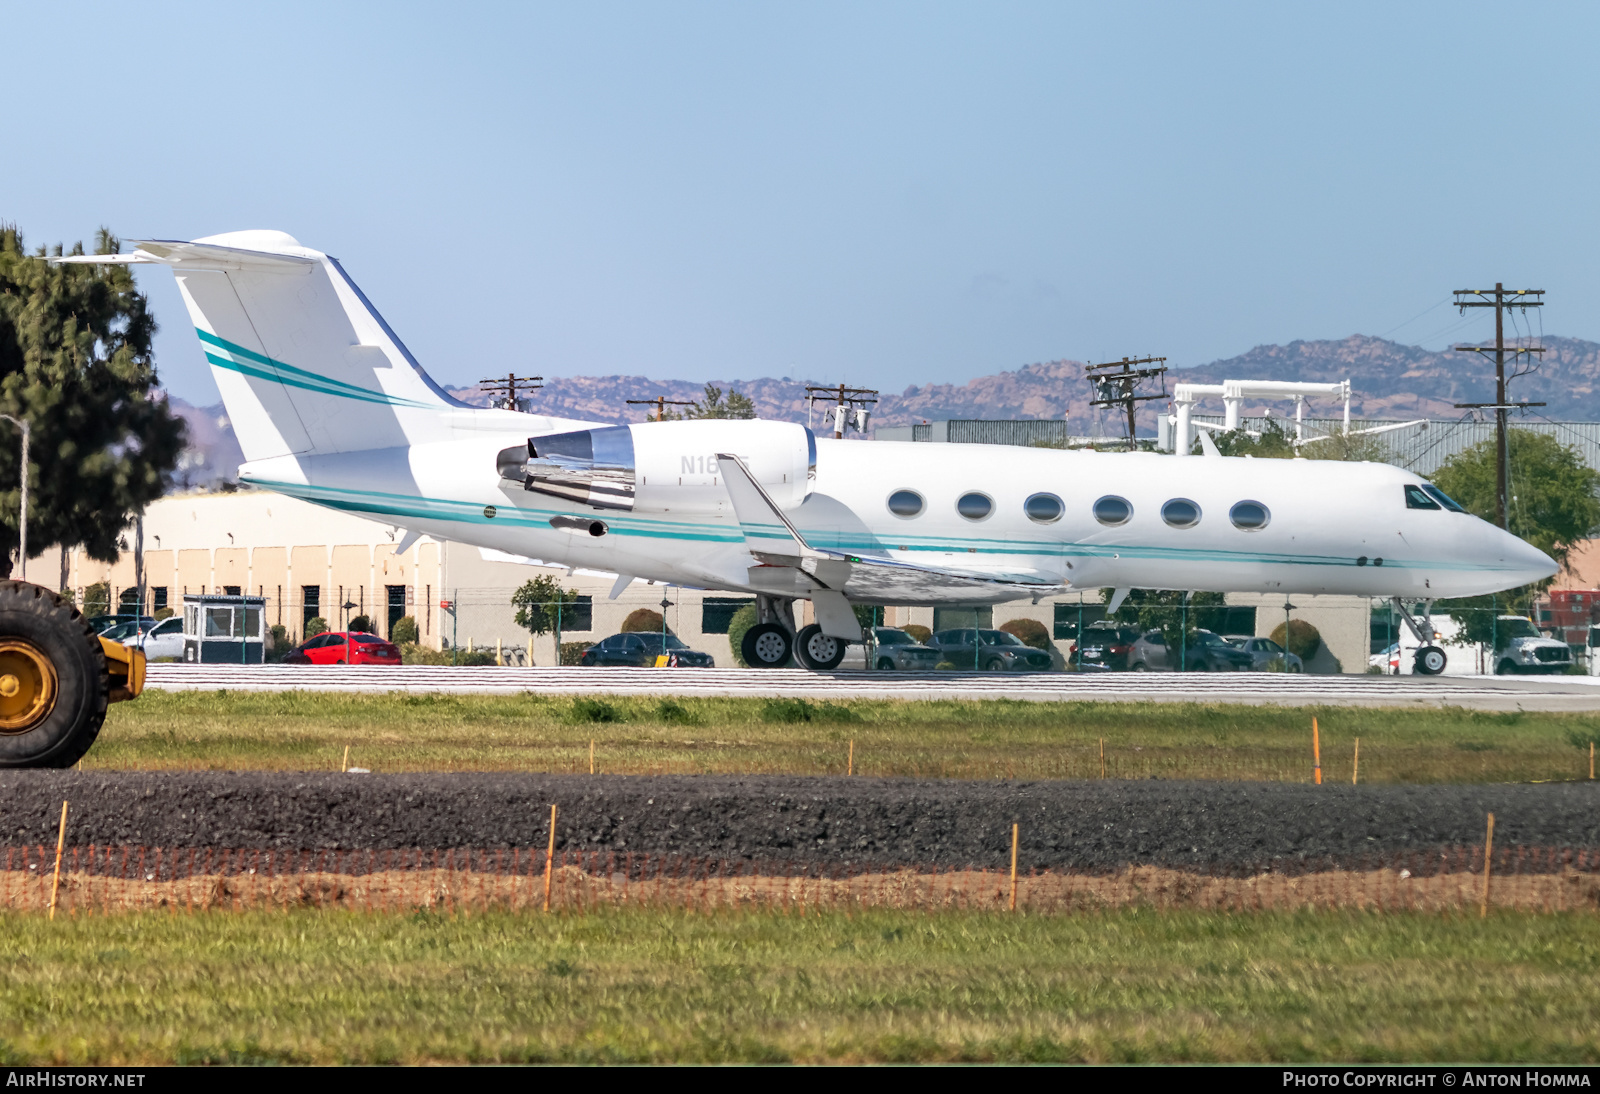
[8,844,1598,916]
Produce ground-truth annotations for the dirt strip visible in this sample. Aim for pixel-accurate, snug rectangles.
[3,772,1598,869]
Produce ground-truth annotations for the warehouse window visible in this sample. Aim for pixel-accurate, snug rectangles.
[702,597,754,634]
[1053,603,1106,640]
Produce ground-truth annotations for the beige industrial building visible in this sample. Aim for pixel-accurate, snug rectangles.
[49,489,1374,670]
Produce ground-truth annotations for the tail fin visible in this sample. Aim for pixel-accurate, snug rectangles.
[117,231,463,461]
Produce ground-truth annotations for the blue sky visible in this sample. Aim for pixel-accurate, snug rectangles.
[8,2,1597,405]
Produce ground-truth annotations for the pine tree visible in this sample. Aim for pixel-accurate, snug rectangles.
[684,383,756,419]
[0,226,186,570]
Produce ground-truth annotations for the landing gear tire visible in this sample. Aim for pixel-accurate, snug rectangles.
[794,624,847,671]
[1414,645,1447,676]
[0,582,108,769]
[1496,659,1517,676]
[984,657,1006,672]
[875,658,895,671]
[741,623,793,669]
[1131,661,1148,672]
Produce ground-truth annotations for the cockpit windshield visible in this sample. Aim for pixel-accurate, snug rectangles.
[1421,485,1467,513]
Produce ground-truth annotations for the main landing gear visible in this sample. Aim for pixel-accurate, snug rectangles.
[740,596,854,671]
[741,595,798,668]
[1392,597,1447,676]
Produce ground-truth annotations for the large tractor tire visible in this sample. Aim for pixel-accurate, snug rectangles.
[0,582,141,768]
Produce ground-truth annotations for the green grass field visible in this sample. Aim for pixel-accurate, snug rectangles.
[92,689,1600,783]
[1,907,1596,1064]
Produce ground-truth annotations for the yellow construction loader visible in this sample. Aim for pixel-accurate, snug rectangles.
[0,581,144,767]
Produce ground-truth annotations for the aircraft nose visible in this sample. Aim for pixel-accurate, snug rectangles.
[1498,529,1558,586]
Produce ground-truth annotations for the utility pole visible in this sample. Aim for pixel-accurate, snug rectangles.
[625,395,695,422]
[477,372,544,413]
[1085,356,1168,451]
[805,384,879,438]
[1450,284,1545,529]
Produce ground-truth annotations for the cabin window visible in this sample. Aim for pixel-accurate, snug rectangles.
[1421,485,1466,513]
[1404,484,1440,510]
[1229,500,1270,530]
[887,490,924,518]
[957,492,993,521]
[1161,498,1201,528]
[1093,495,1132,526]
[1024,493,1063,523]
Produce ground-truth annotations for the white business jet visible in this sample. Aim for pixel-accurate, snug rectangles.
[59,231,1556,675]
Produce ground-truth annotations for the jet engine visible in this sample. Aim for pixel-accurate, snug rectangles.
[499,419,816,514]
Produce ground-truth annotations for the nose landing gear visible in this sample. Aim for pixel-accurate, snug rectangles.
[1392,597,1448,676]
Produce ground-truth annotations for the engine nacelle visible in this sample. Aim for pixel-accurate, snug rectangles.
[499,419,816,514]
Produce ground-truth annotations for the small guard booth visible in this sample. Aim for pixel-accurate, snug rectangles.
[182,594,267,664]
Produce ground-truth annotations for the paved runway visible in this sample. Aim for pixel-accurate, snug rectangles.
[143,664,1600,710]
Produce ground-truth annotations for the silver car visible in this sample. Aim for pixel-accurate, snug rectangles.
[1223,634,1303,672]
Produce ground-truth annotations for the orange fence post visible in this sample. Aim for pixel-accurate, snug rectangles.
[848,739,854,776]
[48,801,67,921]
[1352,737,1360,786]
[1099,738,1106,779]
[1312,717,1322,785]
[590,739,595,776]
[1009,823,1019,912]
[544,804,557,912]
[1480,812,1495,918]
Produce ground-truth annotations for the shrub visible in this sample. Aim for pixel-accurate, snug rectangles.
[901,624,932,644]
[268,624,287,651]
[760,698,858,724]
[400,643,496,666]
[1268,619,1322,660]
[560,641,591,666]
[349,614,374,634]
[569,698,622,723]
[934,660,959,671]
[304,616,330,637]
[154,606,175,621]
[390,616,418,645]
[656,699,699,725]
[622,608,664,633]
[1000,618,1051,650]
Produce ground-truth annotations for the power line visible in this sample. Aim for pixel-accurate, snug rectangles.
[625,396,695,422]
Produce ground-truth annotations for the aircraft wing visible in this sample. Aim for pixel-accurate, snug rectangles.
[716,452,1068,600]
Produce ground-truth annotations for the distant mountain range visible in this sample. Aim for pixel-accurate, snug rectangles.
[166,333,1599,489]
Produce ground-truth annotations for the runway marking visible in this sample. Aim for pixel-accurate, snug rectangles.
[143,666,1600,710]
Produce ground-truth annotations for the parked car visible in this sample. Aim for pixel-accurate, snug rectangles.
[929,628,1053,671]
[1129,628,1254,672]
[578,632,715,667]
[90,614,156,636]
[98,618,158,643]
[864,626,941,671]
[1223,634,1303,672]
[1069,622,1141,671]
[281,630,401,665]
[127,615,185,661]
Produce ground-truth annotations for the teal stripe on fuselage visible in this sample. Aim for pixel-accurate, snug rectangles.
[250,478,1513,575]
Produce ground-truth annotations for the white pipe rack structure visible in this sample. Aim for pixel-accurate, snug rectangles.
[1167,378,1352,456]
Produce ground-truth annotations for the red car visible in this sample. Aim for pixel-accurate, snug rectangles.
[282,631,402,665]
